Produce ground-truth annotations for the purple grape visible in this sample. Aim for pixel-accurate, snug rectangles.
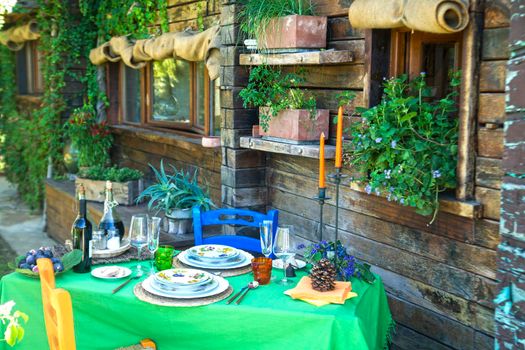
[29,249,36,255]
[26,255,36,265]
[51,257,60,263]
[19,263,30,269]
[31,265,39,273]
[43,250,53,258]
[53,262,64,272]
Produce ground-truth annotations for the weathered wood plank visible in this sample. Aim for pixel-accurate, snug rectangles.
[313,0,351,17]
[484,0,510,28]
[475,187,501,220]
[482,28,510,60]
[240,50,354,66]
[328,17,365,40]
[392,324,454,350]
[328,39,365,63]
[478,93,506,124]
[476,157,503,189]
[388,295,478,350]
[167,0,220,23]
[240,137,336,159]
[479,61,507,92]
[282,64,365,89]
[478,128,504,158]
[474,219,500,249]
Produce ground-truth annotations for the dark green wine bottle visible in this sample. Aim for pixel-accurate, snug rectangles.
[72,184,92,273]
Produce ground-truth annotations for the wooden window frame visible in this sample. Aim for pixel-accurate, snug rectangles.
[390,29,463,81]
[15,41,43,95]
[115,60,215,136]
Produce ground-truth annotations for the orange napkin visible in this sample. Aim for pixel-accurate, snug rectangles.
[284,276,358,306]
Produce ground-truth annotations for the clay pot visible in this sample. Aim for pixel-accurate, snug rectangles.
[259,15,327,50]
[259,108,329,143]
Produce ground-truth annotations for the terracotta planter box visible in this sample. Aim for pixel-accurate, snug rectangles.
[260,15,327,50]
[259,108,329,143]
[74,178,144,206]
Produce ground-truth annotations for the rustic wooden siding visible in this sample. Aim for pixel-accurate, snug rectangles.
[259,1,506,349]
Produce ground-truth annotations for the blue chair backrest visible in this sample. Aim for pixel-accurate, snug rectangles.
[192,207,278,254]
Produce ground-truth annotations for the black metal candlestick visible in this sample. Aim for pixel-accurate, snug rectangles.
[328,168,347,244]
[313,187,330,241]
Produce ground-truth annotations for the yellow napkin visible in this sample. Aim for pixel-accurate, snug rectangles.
[284,276,358,306]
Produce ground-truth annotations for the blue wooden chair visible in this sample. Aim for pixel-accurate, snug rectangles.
[192,207,278,254]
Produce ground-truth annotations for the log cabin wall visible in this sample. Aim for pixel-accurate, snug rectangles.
[109,1,223,206]
[237,1,508,349]
[107,0,509,348]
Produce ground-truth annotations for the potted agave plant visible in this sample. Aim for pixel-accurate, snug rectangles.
[238,0,327,50]
[136,161,214,235]
[240,65,328,143]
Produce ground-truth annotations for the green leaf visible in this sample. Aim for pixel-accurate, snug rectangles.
[399,112,417,123]
[5,323,17,347]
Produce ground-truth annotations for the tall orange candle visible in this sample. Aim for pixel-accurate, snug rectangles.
[335,106,344,168]
[319,132,326,188]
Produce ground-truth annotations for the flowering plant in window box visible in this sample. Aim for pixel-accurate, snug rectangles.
[345,72,460,223]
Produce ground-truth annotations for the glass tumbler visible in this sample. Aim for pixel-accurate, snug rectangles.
[154,245,175,271]
[251,257,273,285]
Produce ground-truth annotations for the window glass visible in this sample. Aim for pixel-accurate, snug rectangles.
[15,45,29,94]
[151,59,191,123]
[422,43,457,99]
[196,61,206,128]
[122,65,142,123]
[212,78,221,136]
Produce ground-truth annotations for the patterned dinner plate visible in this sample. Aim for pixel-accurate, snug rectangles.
[154,268,212,287]
[187,244,239,260]
[142,275,229,299]
[178,249,253,270]
[151,277,219,297]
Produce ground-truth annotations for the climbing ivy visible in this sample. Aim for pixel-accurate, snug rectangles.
[0,0,169,209]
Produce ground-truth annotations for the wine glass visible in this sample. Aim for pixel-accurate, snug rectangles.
[147,217,162,275]
[273,225,296,285]
[129,214,148,260]
[259,220,273,258]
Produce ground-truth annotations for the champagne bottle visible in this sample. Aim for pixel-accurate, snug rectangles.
[99,181,125,241]
[72,184,93,273]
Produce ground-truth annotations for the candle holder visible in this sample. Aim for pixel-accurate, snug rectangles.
[328,168,348,244]
[313,187,331,241]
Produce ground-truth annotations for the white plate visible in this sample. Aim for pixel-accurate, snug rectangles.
[91,266,132,279]
[272,258,307,269]
[153,268,212,287]
[185,253,246,268]
[178,250,253,270]
[142,275,229,299]
[151,278,219,297]
[187,244,240,261]
[92,239,131,259]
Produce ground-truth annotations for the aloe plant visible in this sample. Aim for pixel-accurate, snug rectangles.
[136,160,214,213]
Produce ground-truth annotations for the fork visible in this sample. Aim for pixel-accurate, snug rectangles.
[112,265,143,294]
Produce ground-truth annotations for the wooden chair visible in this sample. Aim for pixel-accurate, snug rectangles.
[37,258,156,350]
[192,207,278,253]
[37,258,76,350]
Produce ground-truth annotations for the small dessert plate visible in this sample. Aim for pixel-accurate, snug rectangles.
[91,266,132,279]
[272,258,307,270]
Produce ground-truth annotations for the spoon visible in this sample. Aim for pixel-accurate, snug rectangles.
[235,281,259,305]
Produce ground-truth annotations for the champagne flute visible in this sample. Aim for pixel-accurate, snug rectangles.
[147,217,162,275]
[273,225,296,285]
[259,220,273,258]
[129,214,148,260]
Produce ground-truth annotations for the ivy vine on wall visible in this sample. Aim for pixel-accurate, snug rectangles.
[0,0,169,209]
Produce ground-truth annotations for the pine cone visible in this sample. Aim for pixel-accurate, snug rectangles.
[310,258,336,292]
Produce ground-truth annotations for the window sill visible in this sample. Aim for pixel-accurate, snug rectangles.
[240,136,335,159]
[239,49,354,66]
[111,124,211,148]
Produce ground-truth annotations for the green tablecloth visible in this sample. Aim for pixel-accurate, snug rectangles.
[1,262,393,350]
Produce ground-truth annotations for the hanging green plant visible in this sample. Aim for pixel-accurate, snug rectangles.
[346,72,460,223]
